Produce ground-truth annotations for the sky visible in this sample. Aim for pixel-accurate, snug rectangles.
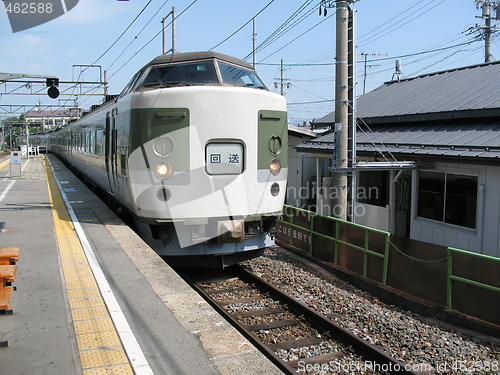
[0,0,498,125]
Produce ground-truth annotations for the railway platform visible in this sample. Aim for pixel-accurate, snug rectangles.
[0,153,282,375]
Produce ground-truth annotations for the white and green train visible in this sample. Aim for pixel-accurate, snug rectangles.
[49,51,288,266]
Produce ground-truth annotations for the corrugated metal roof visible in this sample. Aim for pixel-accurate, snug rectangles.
[314,61,500,124]
[25,109,81,118]
[296,119,500,160]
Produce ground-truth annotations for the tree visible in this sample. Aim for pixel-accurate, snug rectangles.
[1,114,25,148]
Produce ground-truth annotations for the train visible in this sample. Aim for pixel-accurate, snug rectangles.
[46,51,288,266]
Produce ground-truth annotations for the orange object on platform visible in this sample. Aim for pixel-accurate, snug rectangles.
[0,247,20,265]
[0,265,17,311]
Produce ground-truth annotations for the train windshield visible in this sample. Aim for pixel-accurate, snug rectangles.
[218,62,267,90]
[136,59,268,90]
[139,61,219,88]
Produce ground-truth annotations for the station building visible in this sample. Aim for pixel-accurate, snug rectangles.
[25,108,81,130]
[293,61,500,258]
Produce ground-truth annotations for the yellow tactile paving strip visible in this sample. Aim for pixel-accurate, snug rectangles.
[44,156,134,375]
[0,159,9,169]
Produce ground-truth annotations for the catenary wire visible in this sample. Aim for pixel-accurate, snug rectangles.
[209,0,276,51]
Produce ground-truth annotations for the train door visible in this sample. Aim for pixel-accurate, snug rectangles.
[69,131,72,156]
[110,108,121,197]
[105,112,113,193]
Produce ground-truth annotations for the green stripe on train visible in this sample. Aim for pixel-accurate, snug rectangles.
[257,110,288,170]
[129,108,190,171]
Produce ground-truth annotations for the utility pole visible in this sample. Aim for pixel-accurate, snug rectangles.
[360,52,384,95]
[274,59,290,96]
[317,0,355,221]
[333,0,351,221]
[162,7,176,55]
[474,1,500,62]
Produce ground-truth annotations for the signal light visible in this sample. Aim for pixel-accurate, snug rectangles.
[46,77,59,99]
[46,78,59,87]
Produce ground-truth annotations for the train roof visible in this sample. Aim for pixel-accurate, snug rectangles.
[145,51,254,70]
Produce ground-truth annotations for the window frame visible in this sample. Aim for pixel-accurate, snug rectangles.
[416,170,479,230]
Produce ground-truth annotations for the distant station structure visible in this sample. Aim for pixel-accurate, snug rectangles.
[296,61,500,258]
[24,108,82,130]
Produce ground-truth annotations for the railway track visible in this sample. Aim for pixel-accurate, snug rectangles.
[183,265,419,375]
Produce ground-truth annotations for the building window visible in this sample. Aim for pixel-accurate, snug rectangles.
[417,171,477,229]
[357,171,389,207]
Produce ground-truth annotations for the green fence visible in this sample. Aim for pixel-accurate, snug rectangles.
[277,205,500,326]
[447,247,500,309]
[279,204,391,285]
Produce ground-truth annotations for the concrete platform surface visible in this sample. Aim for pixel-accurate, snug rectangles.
[0,154,282,375]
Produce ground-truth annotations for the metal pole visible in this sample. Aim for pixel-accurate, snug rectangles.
[172,7,176,54]
[349,8,357,223]
[103,70,108,97]
[333,0,350,221]
[162,7,176,55]
[162,16,167,54]
[485,4,492,62]
[362,53,368,95]
[252,18,257,68]
[26,122,30,160]
[280,59,285,95]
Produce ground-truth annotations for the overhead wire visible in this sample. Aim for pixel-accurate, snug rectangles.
[359,0,428,42]
[89,0,156,68]
[244,0,317,59]
[65,0,157,110]
[107,0,199,81]
[357,31,477,81]
[106,0,171,71]
[259,12,334,62]
[359,0,448,47]
[209,0,277,51]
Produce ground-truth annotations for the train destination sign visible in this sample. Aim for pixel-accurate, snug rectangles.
[206,143,244,175]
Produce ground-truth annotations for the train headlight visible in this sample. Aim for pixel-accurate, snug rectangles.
[270,182,280,197]
[155,161,173,179]
[269,159,281,176]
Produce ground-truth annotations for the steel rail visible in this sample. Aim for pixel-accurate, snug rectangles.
[181,269,298,375]
[234,265,419,374]
[184,265,419,375]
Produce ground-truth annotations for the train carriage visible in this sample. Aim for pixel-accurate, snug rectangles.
[49,51,288,266]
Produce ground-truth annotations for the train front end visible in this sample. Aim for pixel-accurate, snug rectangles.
[125,52,287,265]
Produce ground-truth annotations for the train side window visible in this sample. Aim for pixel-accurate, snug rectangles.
[91,130,97,154]
[119,70,144,97]
[85,132,90,153]
[218,61,267,90]
[96,129,104,155]
[120,153,127,177]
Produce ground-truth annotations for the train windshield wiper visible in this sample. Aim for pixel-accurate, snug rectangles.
[142,81,194,88]
[245,83,267,90]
